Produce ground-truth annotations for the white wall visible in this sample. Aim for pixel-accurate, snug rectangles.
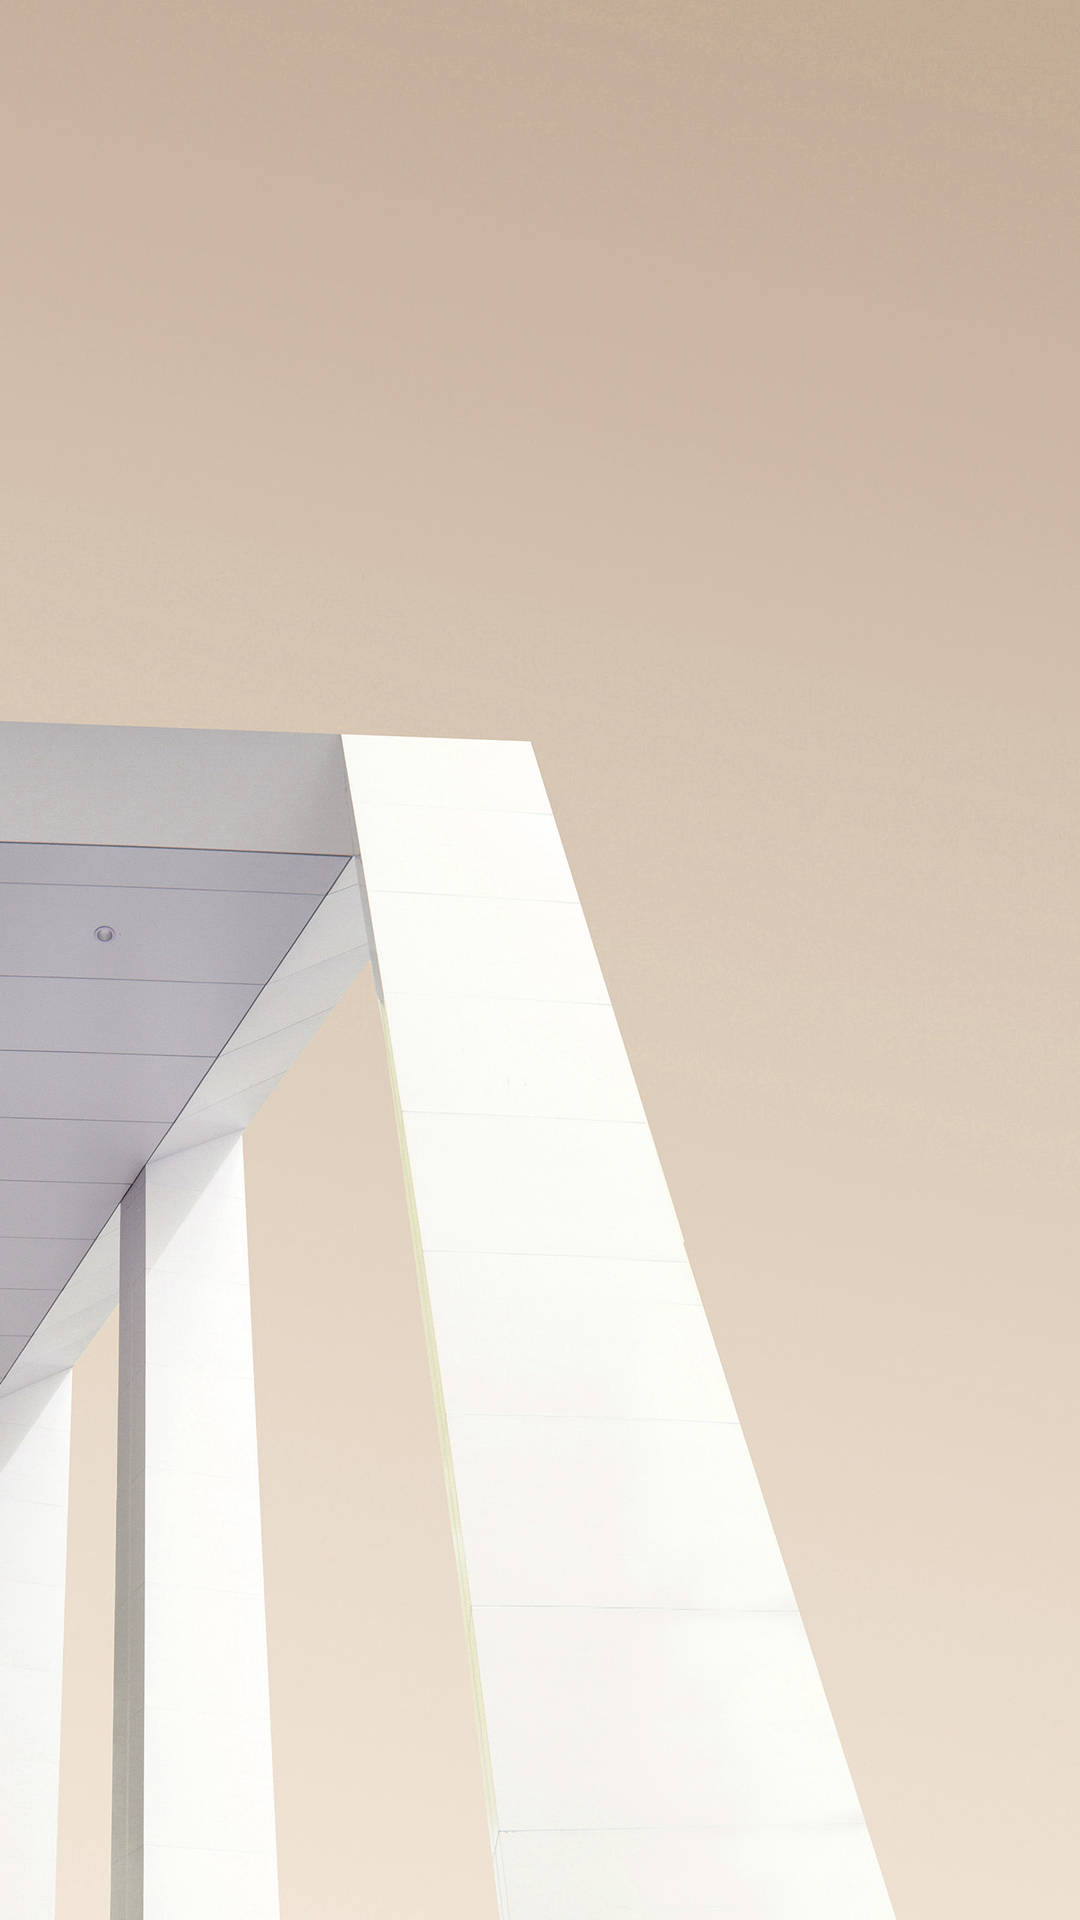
[112,1138,279,1919]
[0,1372,72,1918]
[344,734,894,1920]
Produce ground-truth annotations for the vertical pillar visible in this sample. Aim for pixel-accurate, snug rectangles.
[343,735,894,1920]
[0,1370,72,1918]
[111,1137,279,1920]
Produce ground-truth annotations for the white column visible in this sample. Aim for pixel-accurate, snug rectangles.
[0,1370,71,1919]
[343,734,895,1920]
[111,1137,279,1920]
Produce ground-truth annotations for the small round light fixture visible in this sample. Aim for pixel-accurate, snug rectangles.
[94,925,117,943]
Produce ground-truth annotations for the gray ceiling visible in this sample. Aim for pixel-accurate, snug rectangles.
[0,841,349,1376]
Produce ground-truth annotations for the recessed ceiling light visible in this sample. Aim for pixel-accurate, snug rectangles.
[94,925,117,942]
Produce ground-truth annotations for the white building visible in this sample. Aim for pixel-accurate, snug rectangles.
[0,723,895,1919]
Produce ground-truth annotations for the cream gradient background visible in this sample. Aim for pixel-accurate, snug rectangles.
[2,3,1079,1914]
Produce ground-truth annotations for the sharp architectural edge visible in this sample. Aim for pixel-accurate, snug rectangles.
[0,725,897,1920]
[341,733,897,1920]
[0,857,369,1398]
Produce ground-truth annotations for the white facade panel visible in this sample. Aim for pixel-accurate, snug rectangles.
[341,733,550,813]
[448,1415,794,1610]
[343,732,894,1920]
[474,1605,865,1832]
[383,994,646,1121]
[364,892,608,1002]
[403,1112,685,1260]
[496,1826,897,1920]
[142,1845,281,1920]
[359,804,577,901]
[0,1373,72,1920]
[111,1138,279,1919]
[424,1253,736,1421]
[0,726,895,1920]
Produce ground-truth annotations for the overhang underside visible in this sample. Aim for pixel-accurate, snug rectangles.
[0,723,370,1396]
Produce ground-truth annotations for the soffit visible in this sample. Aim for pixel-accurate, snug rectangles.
[0,840,348,1378]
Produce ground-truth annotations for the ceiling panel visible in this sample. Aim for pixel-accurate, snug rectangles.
[153,863,369,1164]
[0,1239,92,1291]
[0,882,327,983]
[223,948,368,1051]
[0,1337,24,1375]
[0,1182,127,1237]
[0,838,352,1392]
[0,1051,213,1121]
[0,1119,166,1185]
[0,977,258,1055]
[1,1212,120,1397]
[0,844,348,893]
[272,870,368,980]
[0,1289,55,1337]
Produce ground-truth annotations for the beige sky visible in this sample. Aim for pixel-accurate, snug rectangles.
[2,3,1079,1914]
